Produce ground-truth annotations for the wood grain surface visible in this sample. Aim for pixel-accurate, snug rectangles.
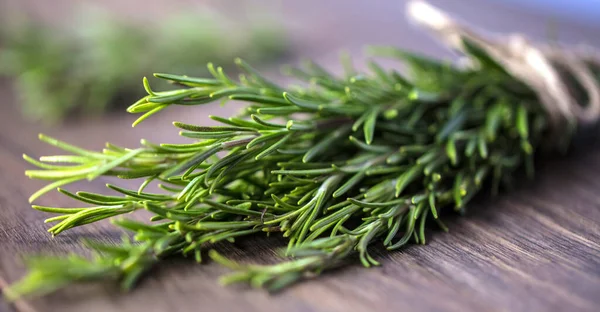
[0,1,599,311]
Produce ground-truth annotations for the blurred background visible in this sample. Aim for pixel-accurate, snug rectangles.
[0,0,600,154]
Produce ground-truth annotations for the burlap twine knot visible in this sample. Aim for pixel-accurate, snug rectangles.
[407,0,600,130]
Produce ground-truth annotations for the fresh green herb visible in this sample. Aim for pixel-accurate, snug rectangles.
[5,4,594,300]
[0,8,286,123]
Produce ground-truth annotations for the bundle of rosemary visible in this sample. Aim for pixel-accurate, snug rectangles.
[5,0,600,299]
[0,7,286,123]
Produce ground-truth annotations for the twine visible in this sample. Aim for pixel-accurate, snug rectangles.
[406,0,600,128]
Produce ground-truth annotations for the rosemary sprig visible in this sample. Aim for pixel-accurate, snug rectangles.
[0,8,286,123]
[6,32,571,299]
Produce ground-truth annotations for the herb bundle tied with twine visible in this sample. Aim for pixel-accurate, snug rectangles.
[5,0,600,299]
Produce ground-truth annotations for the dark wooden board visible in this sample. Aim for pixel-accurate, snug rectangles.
[1,1,599,311]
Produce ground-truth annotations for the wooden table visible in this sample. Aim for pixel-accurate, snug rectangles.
[1,1,599,311]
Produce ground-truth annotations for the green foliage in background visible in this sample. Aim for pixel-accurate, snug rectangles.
[0,8,286,123]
